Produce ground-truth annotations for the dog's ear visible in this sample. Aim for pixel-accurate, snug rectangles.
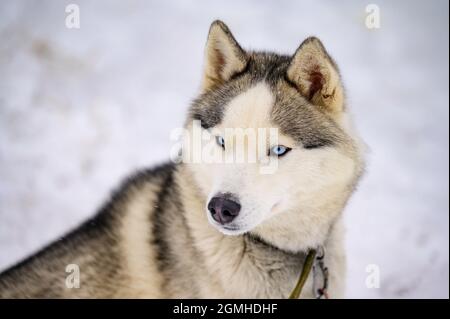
[287,37,344,115]
[201,20,248,92]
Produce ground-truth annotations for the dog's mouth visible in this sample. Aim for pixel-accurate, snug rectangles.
[219,224,248,236]
[222,225,239,231]
[208,218,249,236]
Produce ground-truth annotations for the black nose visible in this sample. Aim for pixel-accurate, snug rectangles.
[208,195,241,225]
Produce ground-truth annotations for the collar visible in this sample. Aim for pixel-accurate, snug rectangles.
[244,233,329,299]
[289,245,329,299]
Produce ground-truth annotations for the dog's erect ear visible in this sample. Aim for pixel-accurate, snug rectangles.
[287,37,345,115]
[201,20,248,92]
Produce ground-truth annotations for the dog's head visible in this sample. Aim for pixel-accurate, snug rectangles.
[184,21,364,251]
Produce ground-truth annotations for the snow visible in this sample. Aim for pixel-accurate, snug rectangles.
[0,0,448,298]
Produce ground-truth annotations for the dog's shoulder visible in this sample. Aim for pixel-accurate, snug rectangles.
[0,162,176,298]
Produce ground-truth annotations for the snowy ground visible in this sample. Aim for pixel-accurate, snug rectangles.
[0,0,448,298]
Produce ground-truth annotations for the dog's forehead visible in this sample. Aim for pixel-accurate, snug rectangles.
[219,82,274,129]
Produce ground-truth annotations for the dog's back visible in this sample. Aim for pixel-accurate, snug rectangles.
[0,164,174,298]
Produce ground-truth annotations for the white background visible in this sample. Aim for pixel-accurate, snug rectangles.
[0,0,448,298]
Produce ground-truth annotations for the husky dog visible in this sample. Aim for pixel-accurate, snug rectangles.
[0,21,364,298]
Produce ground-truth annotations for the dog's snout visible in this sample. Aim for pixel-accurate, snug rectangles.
[208,195,241,225]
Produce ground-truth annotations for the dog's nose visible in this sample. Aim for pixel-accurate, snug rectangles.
[208,195,241,225]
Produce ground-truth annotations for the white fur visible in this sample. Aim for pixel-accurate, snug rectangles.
[120,182,164,297]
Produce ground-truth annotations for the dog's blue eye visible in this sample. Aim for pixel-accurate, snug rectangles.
[216,136,225,149]
[270,145,291,157]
